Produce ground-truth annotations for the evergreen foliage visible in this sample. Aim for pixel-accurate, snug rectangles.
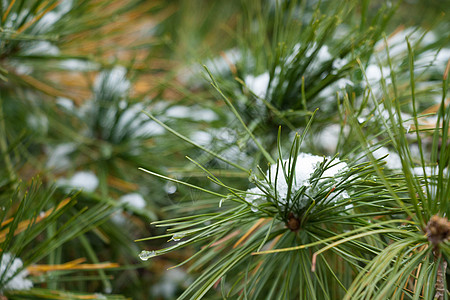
[0,0,448,299]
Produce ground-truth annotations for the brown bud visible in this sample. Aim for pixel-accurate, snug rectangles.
[425,215,450,246]
[287,212,300,232]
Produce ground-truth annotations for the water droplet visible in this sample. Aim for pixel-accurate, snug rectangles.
[219,199,223,207]
[164,182,177,194]
[139,250,156,261]
[251,206,258,212]
[172,233,185,242]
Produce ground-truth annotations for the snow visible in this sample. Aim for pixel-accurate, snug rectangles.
[190,131,213,145]
[34,0,72,33]
[46,143,76,171]
[372,147,403,169]
[26,113,48,134]
[23,41,60,56]
[36,12,59,31]
[14,65,33,75]
[316,46,332,62]
[244,72,271,98]
[165,105,218,122]
[59,59,99,71]
[165,106,190,118]
[203,48,242,76]
[246,153,349,211]
[58,171,99,192]
[316,78,353,100]
[70,171,99,192]
[415,48,450,73]
[190,108,218,122]
[133,120,165,137]
[119,193,146,210]
[56,97,75,110]
[93,66,130,98]
[286,43,301,65]
[243,187,264,210]
[314,124,347,154]
[365,64,391,84]
[114,103,165,139]
[0,253,33,291]
[332,58,348,70]
[412,167,433,176]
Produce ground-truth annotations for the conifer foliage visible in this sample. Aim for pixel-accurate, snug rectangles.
[0,0,449,299]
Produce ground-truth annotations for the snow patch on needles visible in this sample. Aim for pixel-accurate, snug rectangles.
[69,171,99,192]
[57,171,99,192]
[0,253,33,291]
[246,153,349,211]
[94,66,130,99]
[119,193,146,210]
[372,147,403,169]
[45,143,76,171]
[165,105,218,122]
[244,72,271,99]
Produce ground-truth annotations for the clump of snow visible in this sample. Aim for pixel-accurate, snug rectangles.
[190,131,213,145]
[286,43,334,68]
[22,41,60,56]
[93,66,130,99]
[191,108,218,122]
[415,48,450,73]
[202,48,242,77]
[332,58,348,70]
[165,106,190,118]
[112,102,165,141]
[372,147,402,169]
[0,253,33,291]
[69,171,99,192]
[246,153,349,211]
[59,59,99,71]
[165,105,218,122]
[314,124,348,154]
[56,97,75,111]
[244,187,263,212]
[58,171,99,192]
[32,0,72,34]
[244,72,271,99]
[26,113,48,134]
[316,45,332,62]
[316,78,353,100]
[374,27,436,59]
[119,193,146,210]
[46,143,76,171]
[14,64,33,75]
[132,119,165,138]
[365,64,391,85]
